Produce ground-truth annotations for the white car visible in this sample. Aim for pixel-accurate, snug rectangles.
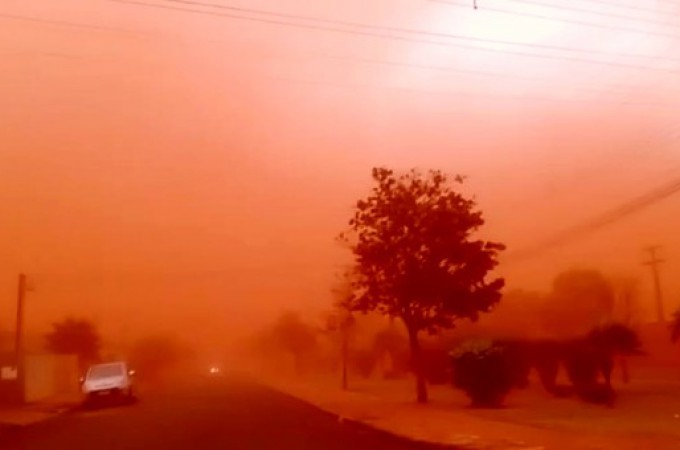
[82,361,135,402]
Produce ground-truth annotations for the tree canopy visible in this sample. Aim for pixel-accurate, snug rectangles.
[45,317,101,366]
[543,269,616,337]
[341,167,505,402]
[272,311,318,374]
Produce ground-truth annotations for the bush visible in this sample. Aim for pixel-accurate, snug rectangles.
[450,339,515,408]
[563,339,616,405]
[496,339,533,389]
[563,341,599,389]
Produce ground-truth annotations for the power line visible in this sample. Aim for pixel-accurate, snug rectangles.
[4,7,676,105]
[496,118,680,227]
[1,15,670,98]
[170,0,676,33]
[159,0,680,63]
[500,0,679,29]
[549,122,679,194]
[5,10,678,99]
[9,3,680,74]
[108,0,680,74]
[575,0,680,17]
[10,46,678,105]
[506,173,680,262]
[265,73,679,110]
[431,0,680,41]
[6,4,680,71]
[0,12,144,36]
[325,54,680,97]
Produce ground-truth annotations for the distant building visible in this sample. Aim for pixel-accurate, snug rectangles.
[0,353,80,406]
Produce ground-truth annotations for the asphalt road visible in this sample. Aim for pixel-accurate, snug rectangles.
[1,376,443,450]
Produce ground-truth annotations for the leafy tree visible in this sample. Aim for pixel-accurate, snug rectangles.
[273,311,318,374]
[45,318,101,367]
[543,269,615,337]
[671,308,680,343]
[587,323,642,356]
[340,167,505,403]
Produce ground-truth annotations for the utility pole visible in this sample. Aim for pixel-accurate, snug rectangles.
[330,311,353,391]
[643,246,665,323]
[340,324,348,391]
[14,273,27,403]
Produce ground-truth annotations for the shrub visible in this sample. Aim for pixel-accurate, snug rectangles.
[496,339,533,389]
[450,339,515,408]
[563,339,616,405]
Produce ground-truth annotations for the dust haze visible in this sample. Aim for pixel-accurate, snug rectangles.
[1,0,679,362]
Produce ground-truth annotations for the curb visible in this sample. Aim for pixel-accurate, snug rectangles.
[0,402,80,429]
[338,415,461,449]
[259,381,461,449]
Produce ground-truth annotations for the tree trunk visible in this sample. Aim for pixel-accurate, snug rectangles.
[341,332,349,390]
[293,353,303,376]
[407,326,428,403]
[620,357,630,384]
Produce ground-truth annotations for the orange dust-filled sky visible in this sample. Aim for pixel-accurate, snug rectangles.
[1,0,679,350]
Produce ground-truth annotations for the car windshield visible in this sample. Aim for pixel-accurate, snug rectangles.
[88,364,125,379]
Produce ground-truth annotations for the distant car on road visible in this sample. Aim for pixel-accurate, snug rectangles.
[81,361,135,403]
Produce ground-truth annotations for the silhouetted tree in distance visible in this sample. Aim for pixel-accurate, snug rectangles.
[273,311,318,375]
[45,318,101,368]
[542,269,615,337]
[341,168,505,403]
[588,323,641,355]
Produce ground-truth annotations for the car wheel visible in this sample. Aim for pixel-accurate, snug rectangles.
[126,387,136,404]
[84,394,96,408]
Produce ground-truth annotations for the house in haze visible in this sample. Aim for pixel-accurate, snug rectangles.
[0,352,80,406]
[0,330,81,406]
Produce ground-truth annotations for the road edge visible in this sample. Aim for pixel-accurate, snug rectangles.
[0,401,81,430]
[257,380,461,450]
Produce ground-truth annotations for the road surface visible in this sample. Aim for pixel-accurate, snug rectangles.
[1,376,443,450]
